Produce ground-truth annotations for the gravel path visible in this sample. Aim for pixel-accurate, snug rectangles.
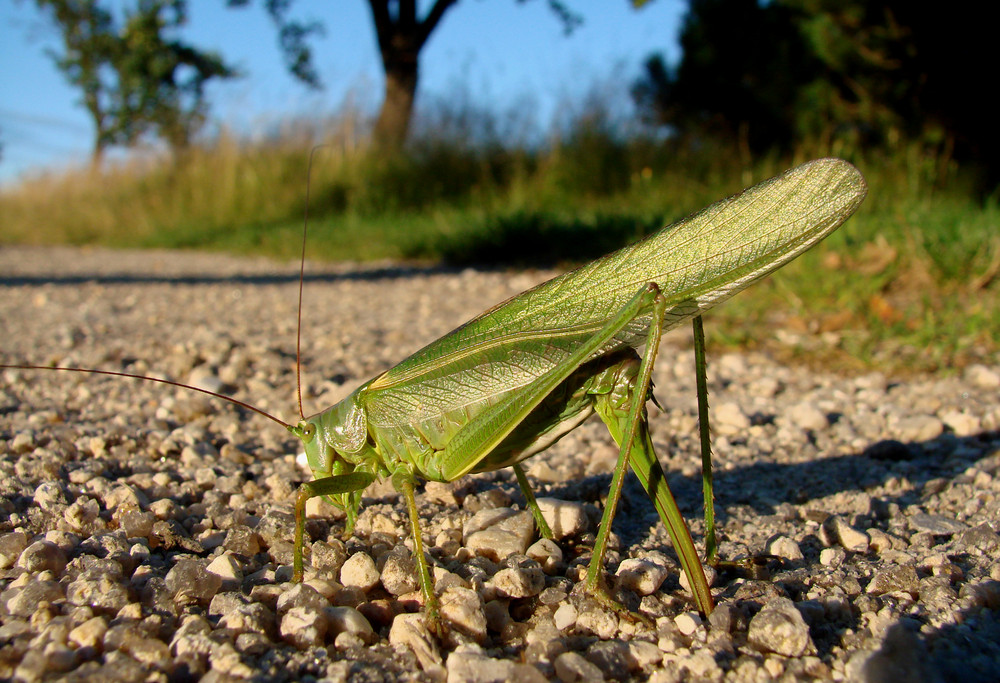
[2,246,999,682]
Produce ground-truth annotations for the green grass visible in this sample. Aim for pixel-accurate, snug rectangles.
[2,117,996,373]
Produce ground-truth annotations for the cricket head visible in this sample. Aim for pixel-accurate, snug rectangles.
[288,394,377,531]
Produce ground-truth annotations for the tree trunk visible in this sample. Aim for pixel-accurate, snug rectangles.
[366,0,457,152]
[373,52,418,151]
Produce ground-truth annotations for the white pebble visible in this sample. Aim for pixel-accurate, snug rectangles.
[339,552,380,592]
[535,498,589,539]
[615,558,668,595]
[674,611,702,636]
[767,535,804,561]
[714,402,750,435]
[553,603,578,631]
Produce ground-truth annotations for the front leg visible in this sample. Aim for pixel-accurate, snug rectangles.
[292,471,376,582]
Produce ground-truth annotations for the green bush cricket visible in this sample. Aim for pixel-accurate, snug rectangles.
[2,157,867,635]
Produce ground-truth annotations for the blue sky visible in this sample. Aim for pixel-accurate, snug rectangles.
[0,1,684,185]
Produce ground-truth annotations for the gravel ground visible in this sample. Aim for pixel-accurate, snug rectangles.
[2,245,999,683]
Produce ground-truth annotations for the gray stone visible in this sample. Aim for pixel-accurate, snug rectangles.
[867,565,920,597]
[165,559,222,605]
[554,651,605,682]
[747,597,814,657]
[909,513,968,535]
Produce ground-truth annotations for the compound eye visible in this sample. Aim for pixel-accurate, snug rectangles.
[298,422,315,441]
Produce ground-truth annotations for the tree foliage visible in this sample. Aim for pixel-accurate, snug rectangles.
[36,0,237,162]
[633,0,817,153]
[634,0,996,182]
[226,0,323,87]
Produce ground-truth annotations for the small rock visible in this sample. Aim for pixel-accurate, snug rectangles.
[209,591,250,618]
[16,539,68,573]
[464,507,520,537]
[103,484,146,510]
[820,547,845,567]
[4,580,64,617]
[747,597,814,657]
[909,513,968,535]
[325,605,375,643]
[867,528,906,553]
[959,524,1000,552]
[188,369,224,394]
[275,582,329,616]
[554,602,578,631]
[340,552,380,592]
[674,611,702,636]
[576,605,619,640]
[223,526,261,557]
[65,496,105,533]
[440,587,487,642]
[585,640,632,679]
[117,509,155,539]
[205,552,243,591]
[309,539,347,576]
[446,646,546,683]
[492,566,545,599]
[616,558,669,595]
[535,498,589,539]
[554,651,605,682]
[68,615,108,649]
[679,652,722,679]
[305,577,338,601]
[112,629,169,665]
[892,415,944,442]
[380,548,420,596]
[823,516,870,552]
[170,614,222,662]
[465,510,535,560]
[714,402,750,435]
[707,603,734,633]
[866,565,919,596]
[10,431,35,453]
[388,613,444,676]
[423,481,462,506]
[679,564,717,595]
[526,538,563,573]
[767,535,804,561]
[66,569,130,614]
[465,527,533,562]
[939,409,980,436]
[628,640,662,670]
[783,402,829,431]
[34,481,69,510]
[0,531,30,569]
[538,586,568,605]
[218,602,275,637]
[280,606,328,649]
[165,559,222,605]
[965,364,1000,389]
[748,376,781,398]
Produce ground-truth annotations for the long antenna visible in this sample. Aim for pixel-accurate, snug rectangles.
[0,364,291,429]
[296,145,328,421]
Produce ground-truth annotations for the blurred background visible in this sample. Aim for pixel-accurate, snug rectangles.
[1,1,997,371]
